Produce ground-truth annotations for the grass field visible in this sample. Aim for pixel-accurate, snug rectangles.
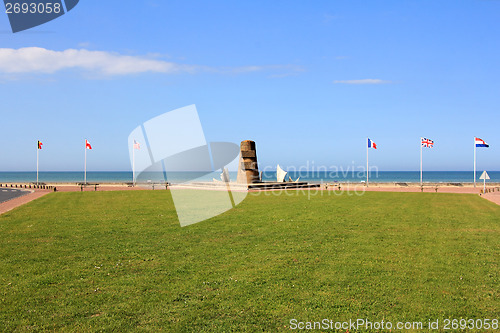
[0,190,498,331]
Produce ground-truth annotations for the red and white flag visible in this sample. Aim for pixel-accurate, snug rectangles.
[85,139,92,149]
[133,140,140,150]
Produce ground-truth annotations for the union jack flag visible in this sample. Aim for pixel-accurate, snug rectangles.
[421,137,434,148]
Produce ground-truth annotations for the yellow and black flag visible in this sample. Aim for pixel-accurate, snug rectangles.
[37,141,43,149]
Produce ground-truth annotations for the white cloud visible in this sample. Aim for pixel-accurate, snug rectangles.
[334,79,392,85]
[0,47,303,79]
[0,47,194,76]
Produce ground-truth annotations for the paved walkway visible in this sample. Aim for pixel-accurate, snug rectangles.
[0,190,51,215]
[482,191,500,205]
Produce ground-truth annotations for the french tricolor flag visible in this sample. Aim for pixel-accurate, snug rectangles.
[475,137,489,148]
[368,138,377,149]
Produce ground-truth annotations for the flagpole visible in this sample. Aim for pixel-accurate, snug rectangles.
[366,138,369,187]
[132,141,136,186]
[420,138,423,186]
[84,139,87,185]
[36,145,39,185]
[473,137,476,188]
[483,174,486,194]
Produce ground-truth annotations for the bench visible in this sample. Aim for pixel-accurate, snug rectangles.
[77,183,100,191]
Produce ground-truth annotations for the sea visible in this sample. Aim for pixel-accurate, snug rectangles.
[0,171,498,184]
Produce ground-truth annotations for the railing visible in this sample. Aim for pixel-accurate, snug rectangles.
[0,183,56,190]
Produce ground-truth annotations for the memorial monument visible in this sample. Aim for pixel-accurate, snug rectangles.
[237,140,260,184]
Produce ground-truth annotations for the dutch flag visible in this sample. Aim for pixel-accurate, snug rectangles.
[475,137,489,148]
[368,138,377,149]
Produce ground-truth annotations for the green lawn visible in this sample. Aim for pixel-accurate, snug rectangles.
[0,190,498,331]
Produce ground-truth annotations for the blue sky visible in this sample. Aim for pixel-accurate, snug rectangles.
[0,0,498,172]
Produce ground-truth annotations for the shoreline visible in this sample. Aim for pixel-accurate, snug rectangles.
[1,181,499,186]
[0,180,500,188]
[1,171,498,186]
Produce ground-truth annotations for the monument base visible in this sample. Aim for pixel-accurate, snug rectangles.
[169,181,321,191]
